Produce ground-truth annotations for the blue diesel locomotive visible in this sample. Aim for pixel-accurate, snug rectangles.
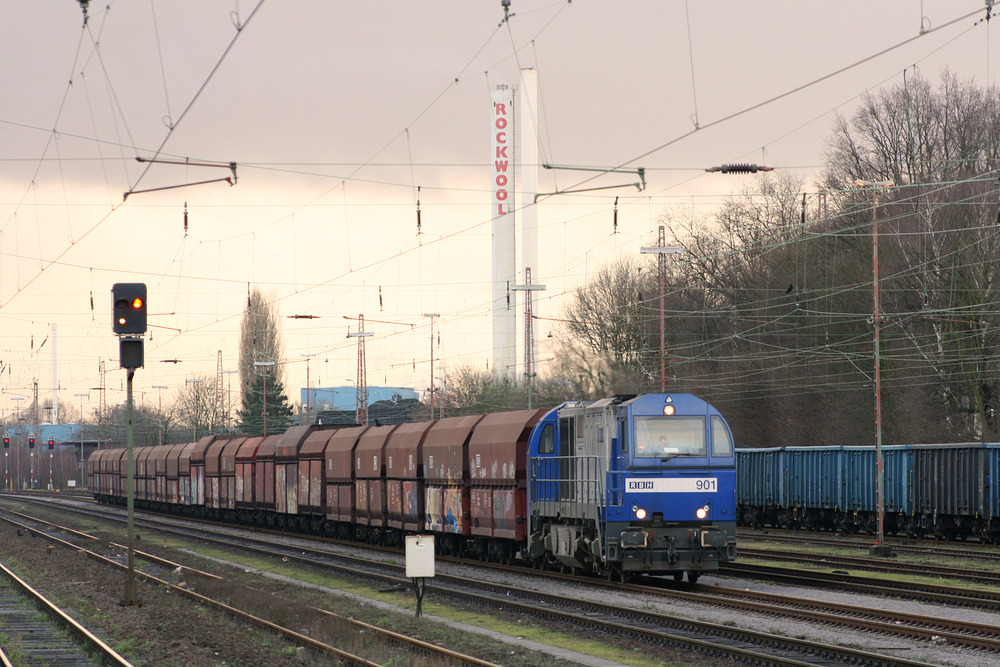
[527,393,737,582]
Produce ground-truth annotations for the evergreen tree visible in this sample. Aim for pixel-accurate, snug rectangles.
[236,370,294,436]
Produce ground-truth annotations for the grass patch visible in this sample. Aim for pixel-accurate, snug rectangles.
[0,631,28,667]
[179,545,695,667]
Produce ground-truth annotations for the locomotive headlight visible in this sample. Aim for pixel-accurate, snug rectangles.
[696,504,710,520]
[633,504,648,520]
[663,405,675,416]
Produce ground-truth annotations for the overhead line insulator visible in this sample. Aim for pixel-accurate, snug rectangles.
[705,164,774,174]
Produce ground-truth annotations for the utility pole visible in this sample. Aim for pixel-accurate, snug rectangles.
[185,378,205,441]
[301,353,316,425]
[152,386,166,446]
[513,271,546,408]
[640,226,685,392]
[11,397,24,489]
[347,315,373,425]
[252,362,276,436]
[423,314,439,417]
[74,393,89,485]
[220,371,238,432]
[98,360,106,424]
[856,179,896,558]
[32,380,38,489]
[215,350,224,432]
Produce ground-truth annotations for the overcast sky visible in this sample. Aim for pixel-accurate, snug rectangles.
[0,0,994,420]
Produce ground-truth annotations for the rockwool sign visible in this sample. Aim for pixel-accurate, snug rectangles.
[489,84,516,378]
[490,85,514,217]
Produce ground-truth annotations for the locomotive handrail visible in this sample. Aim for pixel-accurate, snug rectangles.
[606,469,625,506]
[529,455,604,511]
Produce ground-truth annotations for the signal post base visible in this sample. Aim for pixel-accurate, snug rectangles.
[869,543,897,558]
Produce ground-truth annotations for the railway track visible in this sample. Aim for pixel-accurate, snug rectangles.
[0,507,499,667]
[738,528,1000,562]
[0,559,132,667]
[722,561,1000,611]
[737,545,1000,586]
[4,494,992,666]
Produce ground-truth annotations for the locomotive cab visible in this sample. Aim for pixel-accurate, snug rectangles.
[614,395,737,581]
[527,393,737,582]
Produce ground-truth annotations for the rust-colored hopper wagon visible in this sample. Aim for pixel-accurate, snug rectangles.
[468,408,546,563]
[296,428,339,534]
[208,437,245,519]
[323,426,368,539]
[422,415,483,557]
[163,443,188,506]
[354,424,398,543]
[252,435,283,525]
[234,437,263,524]
[385,420,435,541]
[274,426,320,529]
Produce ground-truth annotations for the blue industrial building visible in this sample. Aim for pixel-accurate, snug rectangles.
[300,386,419,412]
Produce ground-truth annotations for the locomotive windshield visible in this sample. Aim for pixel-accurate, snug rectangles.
[633,416,706,458]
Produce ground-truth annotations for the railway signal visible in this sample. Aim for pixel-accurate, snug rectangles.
[111,283,145,606]
[48,437,54,450]
[3,435,8,449]
[112,283,147,335]
[28,434,35,449]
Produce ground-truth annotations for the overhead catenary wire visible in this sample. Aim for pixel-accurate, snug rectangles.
[3,4,998,405]
[127,0,266,196]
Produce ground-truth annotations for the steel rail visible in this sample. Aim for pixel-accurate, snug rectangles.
[738,528,1000,563]
[0,513,387,667]
[723,561,1000,610]
[0,559,133,667]
[49,497,1000,651]
[4,498,943,667]
[0,511,500,667]
[739,545,1000,585]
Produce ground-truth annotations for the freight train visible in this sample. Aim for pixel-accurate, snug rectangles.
[90,393,737,582]
[736,444,1000,543]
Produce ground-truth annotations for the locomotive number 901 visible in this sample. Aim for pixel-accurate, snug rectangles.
[627,478,718,493]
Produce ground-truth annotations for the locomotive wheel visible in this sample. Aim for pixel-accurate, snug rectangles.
[687,571,700,584]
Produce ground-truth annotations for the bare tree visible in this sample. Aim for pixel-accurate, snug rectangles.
[823,71,1000,439]
[544,333,618,398]
[175,376,218,441]
[436,363,525,414]
[561,255,648,366]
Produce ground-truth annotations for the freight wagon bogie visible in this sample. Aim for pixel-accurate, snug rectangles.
[465,537,519,565]
[979,521,1000,545]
